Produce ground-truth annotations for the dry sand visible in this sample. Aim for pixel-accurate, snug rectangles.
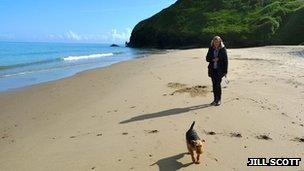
[0,46,304,171]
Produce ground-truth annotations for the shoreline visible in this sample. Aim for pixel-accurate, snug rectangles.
[0,46,303,171]
[0,43,168,93]
[0,55,147,94]
[1,45,302,94]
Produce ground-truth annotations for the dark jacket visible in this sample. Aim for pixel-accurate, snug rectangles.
[206,46,228,78]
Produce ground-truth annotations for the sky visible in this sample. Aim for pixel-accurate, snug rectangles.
[0,0,176,43]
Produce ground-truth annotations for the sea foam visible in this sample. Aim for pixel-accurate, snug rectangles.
[62,53,114,61]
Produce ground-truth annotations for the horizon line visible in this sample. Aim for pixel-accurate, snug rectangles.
[0,40,127,45]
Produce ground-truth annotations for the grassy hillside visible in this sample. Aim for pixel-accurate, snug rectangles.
[127,0,304,48]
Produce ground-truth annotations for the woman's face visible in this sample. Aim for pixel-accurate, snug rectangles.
[214,39,220,48]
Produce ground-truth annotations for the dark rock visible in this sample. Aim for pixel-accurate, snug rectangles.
[110,44,119,47]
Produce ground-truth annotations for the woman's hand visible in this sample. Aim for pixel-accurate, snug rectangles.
[213,57,219,62]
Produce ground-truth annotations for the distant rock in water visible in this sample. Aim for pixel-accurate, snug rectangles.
[110,44,119,47]
[127,0,304,49]
[125,41,129,47]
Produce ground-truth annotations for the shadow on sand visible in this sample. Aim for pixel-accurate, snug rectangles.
[120,104,211,124]
[151,152,193,171]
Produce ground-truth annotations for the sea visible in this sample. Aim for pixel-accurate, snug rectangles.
[0,42,163,92]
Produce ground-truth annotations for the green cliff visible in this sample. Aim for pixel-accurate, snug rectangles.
[128,0,304,48]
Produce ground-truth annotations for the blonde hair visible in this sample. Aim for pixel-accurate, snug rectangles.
[210,36,225,48]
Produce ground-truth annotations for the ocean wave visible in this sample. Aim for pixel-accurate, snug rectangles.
[0,52,121,71]
[3,50,60,57]
[0,71,31,78]
[0,63,78,78]
[0,58,59,71]
[62,53,114,61]
[0,59,114,78]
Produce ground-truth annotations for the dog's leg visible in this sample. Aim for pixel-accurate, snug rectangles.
[195,154,201,164]
[190,152,195,163]
[186,142,191,154]
[187,143,196,163]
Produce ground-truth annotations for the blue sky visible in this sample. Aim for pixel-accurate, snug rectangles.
[0,0,176,43]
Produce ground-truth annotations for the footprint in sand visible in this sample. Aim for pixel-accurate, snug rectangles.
[206,131,216,135]
[230,132,242,138]
[1,134,9,139]
[291,137,304,143]
[207,152,219,162]
[281,112,288,116]
[256,134,272,140]
[145,130,159,134]
[69,132,91,139]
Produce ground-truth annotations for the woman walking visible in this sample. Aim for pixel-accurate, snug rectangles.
[206,36,228,106]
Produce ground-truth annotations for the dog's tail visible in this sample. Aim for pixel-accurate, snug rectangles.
[189,121,195,130]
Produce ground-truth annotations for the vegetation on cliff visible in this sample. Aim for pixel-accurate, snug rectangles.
[128,0,304,48]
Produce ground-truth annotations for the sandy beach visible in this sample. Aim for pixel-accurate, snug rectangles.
[0,46,303,171]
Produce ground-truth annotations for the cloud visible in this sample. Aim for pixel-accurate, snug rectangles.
[65,30,82,41]
[0,33,15,40]
[47,34,64,40]
[46,28,132,43]
[111,28,132,43]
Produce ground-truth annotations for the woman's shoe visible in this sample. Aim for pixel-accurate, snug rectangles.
[210,101,216,105]
[214,101,221,106]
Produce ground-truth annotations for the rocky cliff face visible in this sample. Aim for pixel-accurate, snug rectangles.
[127,0,304,49]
